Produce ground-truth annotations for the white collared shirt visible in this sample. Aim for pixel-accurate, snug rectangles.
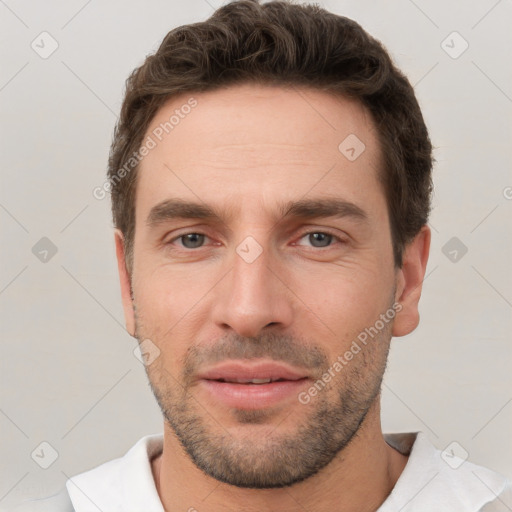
[13,431,512,511]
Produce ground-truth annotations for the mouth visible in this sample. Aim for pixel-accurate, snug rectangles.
[197,360,311,409]
[211,377,304,384]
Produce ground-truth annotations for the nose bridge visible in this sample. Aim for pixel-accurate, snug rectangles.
[212,242,293,337]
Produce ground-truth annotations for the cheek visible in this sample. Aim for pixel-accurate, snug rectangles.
[132,264,216,357]
[292,261,395,345]
[136,263,212,314]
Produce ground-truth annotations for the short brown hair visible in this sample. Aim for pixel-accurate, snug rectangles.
[108,0,433,272]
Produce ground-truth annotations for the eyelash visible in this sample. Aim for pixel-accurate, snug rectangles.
[166,229,346,250]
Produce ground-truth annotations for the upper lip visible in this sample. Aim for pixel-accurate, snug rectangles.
[198,360,310,382]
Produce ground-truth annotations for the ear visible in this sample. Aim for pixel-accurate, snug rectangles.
[114,229,135,337]
[392,225,431,337]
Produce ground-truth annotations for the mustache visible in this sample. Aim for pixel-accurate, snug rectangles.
[182,331,329,383]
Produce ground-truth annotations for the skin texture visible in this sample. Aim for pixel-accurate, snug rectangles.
[115,83,430,511]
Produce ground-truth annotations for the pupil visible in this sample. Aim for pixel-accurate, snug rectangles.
[182,233,204,248]
[310,233,331,247]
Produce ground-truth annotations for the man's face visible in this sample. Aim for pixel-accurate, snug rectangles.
[119,84,407,488]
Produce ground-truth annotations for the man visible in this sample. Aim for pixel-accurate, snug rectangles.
[14,0,511,511]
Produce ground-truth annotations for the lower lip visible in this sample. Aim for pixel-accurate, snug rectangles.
[199,379,309,409]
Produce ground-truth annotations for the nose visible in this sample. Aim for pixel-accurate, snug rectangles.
[211,245,294,339]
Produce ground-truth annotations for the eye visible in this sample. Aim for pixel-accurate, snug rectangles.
[172,233,208,249]
[167,230,344,251]
[295,231,342,248]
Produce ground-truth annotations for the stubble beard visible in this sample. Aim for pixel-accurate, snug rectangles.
[134,307,392,489]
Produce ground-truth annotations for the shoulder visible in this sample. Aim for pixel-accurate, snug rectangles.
[9,487,74,512]
[381,432,512,511]
[479,478,512,511]
[442,457,511,509]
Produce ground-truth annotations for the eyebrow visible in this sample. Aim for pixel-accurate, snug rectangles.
[146,197,368,228]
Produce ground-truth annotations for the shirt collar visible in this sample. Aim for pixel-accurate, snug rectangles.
[66,433,164,512]
[66,431,509,512]
[379,431,509,511]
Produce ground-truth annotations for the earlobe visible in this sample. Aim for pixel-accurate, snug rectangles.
[392,225,431,338]
[114,229,136,337]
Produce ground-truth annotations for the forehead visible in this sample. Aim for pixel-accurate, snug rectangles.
[135,83,385,223]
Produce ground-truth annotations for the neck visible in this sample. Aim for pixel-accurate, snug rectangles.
[151,400,409,512]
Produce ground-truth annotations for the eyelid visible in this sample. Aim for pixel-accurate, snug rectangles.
[164,226,348,249]
[166,231,213,247]
[163,224,212,242]
[293,228,347,247]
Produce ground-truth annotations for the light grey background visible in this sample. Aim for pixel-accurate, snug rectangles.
[1,0,511,509]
